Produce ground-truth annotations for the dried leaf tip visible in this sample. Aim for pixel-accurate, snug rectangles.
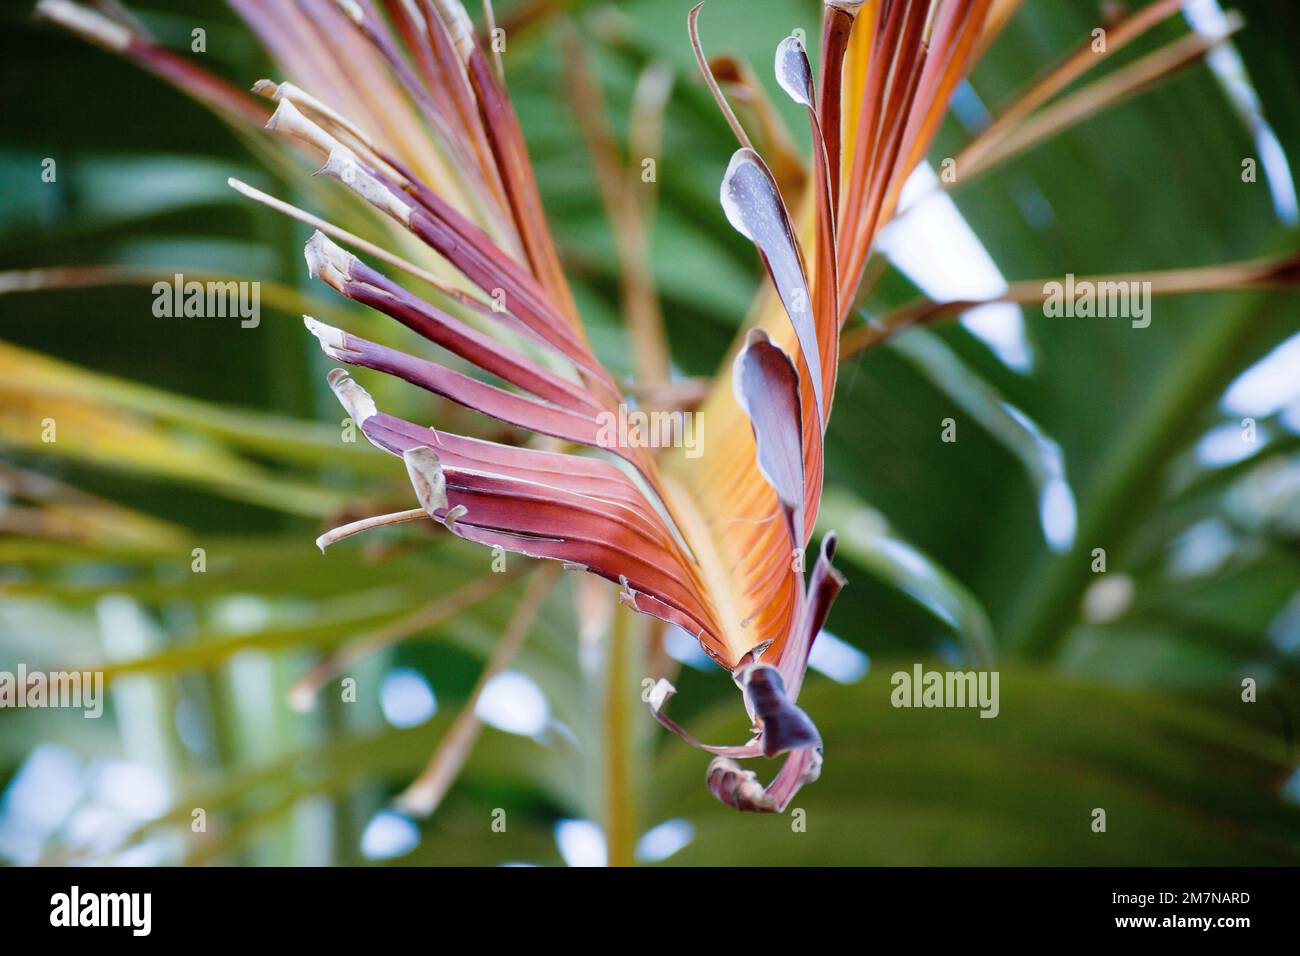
[317,148,414,226]
[36,0,131,52]
[304,231,354,291]
[707,757,777,813]
[303,315,347,356]
[259,81,380,161]
[265,98,342,155]
[324,366,377,426]
[647,678,676,713]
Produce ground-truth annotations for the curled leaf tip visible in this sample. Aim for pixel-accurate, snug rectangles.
[774,34,814,109]
[443,503,468,533]
[303,314,343,350]
[317,147,413,225]
[324,367,377,425]
[707,757,777,813]
[265,97,336,155]
[732,328,805,542]
[647,678,676,713]
[303,231,353,289]
[740,664,821,757]
[720,147,824,428]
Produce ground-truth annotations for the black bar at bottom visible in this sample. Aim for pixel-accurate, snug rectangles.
[0,865,1287,940]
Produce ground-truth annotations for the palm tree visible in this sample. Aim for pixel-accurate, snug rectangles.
[2,0,1298,865]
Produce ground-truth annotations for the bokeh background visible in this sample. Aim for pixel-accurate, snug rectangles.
[2,0,1299,865]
